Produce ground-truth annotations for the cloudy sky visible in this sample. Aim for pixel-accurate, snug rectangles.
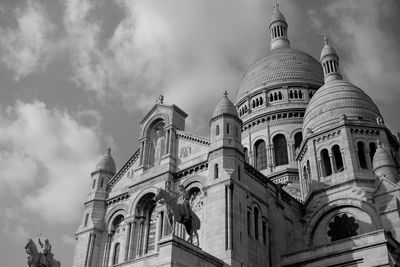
[0,0,399,265]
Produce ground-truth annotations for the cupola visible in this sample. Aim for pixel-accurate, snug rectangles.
[269,3,290,50]
[212,91,238,118]
[95,147,116,174]
[320,37,342,83]
[373,140,399,183]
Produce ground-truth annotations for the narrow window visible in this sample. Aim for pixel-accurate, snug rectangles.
[214,164,219,178]
[273,134,289,166]
[307,160,311,179]
[247,211,251,236]
[252,100,255,108]
[255,140,268,170]
[254,207,259,240]
[332,145,344,172]
[321,149,332,176]
[270,94,273,102]
[369,142,376,162]
[100,178,104,188]
[260,97,263,105]
[84,214,89,227]
[294,90,298,99]
[216,125,220,136]
[289,91,293,99]
[226,123,230,134]
[113,243,120,265]
[159,211,164,238]
[278,92,283,100]
[299,90,303,99]
[357,142,367,169]
[294,132,303,150]
[238,165,241,181]
[274,92,277,101]
[262,221,267,245]
[92,179,96,189]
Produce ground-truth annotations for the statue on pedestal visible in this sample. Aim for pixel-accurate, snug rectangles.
[25,237,61,267]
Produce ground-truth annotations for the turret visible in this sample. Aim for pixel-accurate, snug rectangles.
[269,3,290,50]
[373,140,399,183]
[320,37,342,83]
[89,147,116,200]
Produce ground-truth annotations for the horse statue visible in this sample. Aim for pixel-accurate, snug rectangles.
[25,238,61,267]
[154,188,201,246]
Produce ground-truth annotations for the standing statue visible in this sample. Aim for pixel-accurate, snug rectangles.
[154,188,200,246]
[25,238,61,267]
[153,130,165,166]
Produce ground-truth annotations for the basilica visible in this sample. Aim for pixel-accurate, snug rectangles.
[72,6,400,267]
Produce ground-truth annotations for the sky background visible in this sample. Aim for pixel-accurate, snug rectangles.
[0,0,399,266]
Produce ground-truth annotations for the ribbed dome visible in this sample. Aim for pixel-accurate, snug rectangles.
[213,92,238,117]
[320,41,337,60]
[373,143,395,171]
[270,8,286,24]
[235,48,324,103]
[303,80,381,133]
[95,148,116,174]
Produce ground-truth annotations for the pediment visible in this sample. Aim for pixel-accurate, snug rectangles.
[373,177,400,196]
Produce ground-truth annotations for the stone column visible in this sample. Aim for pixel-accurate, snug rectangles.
[102,232,112,267]
[329,152,336,173]
[136,218,144,256]
[128,221,137,260]
[142,138,148,166]
[139,140,144,165]
[124,221,132,262]
[365,148,373,170]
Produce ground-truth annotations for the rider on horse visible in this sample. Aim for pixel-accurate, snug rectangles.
[176,185,192,224]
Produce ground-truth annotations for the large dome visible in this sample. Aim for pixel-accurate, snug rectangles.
[95,148,116,174]
[235,47,324,103]
[303,80,382,133]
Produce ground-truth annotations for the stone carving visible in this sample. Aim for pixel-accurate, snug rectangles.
[190,190,205,212]
[153,130,165,166]
[376,116,384,125]
[156,95,164,104]
[179,146,192,158]
[339,114,347,122]
[25,237,61,267]
[154,188,201,246]
[127,169,135,179]
[327,214,359,242]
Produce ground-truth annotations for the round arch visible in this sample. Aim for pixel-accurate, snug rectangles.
[306,198,380,246]
[129,186,159,215]
[105,203,128,231]
[141,114,169,137]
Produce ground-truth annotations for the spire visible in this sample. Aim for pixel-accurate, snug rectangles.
[320,36,342,83]
[269,3,290,50]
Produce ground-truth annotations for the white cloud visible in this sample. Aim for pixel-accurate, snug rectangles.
[61,234,75,245]
[0,101,102,224]
[0,0,55,80]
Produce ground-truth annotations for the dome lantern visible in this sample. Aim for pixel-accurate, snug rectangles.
[320,36,342,83]
[269,3,290,50]
[95,147,116,174]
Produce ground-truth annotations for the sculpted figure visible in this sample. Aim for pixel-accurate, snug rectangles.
[25,238,60,267]
[177,185,191,223]
[153,130,165,165]
[39,238,52,263]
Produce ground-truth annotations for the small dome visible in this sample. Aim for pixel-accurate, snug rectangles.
[95,148,116,174]
[303,80,381,133]
[373,142,395,171]
[270,8,286,24]
[236,48,324,103]
[320,38,337,60]
[213,91,238,117]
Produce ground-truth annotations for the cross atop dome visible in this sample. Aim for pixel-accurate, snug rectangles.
[273,2,279,10]
[223,90,228,98]
[323,35,328,44]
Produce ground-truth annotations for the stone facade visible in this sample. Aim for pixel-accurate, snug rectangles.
[72,6,400,267]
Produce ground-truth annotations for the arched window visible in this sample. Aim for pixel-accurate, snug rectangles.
[214,164,219,178]
[84,214,89,227]
[262,220,267,245]
[369,142,376,162]
[299,90,303,99]
[273,134,288,166]
[357,142,367,169]
[256,98,259,107]
[244,148,249,163]
[226,123,230,134]
[294,132,303,150]
[216,125,220,136]
[255,140,268,170]
[113,243,120,265]
[135,193,157,256]
[247,210,251,236]
[254,207,259,240]
[321,149,332,176]
[274,92,277,101]
[289,91,293,99]
[260,97,263,105]
[270,94,273,102]
[238,165,241,180]
[278,92,283,100]
[252,100,255,108]
[332,145,344,172]
[294,90,298,99]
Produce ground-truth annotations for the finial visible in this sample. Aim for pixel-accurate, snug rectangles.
[223,90,228,98]
[107,147,111,154]
[156,95,164,104]
[377,139,383,148]
[273,2,279,10]
[323,35,328,44]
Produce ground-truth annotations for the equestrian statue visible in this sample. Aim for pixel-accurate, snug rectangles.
[25,237,61,267]
[154,185,201,245]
